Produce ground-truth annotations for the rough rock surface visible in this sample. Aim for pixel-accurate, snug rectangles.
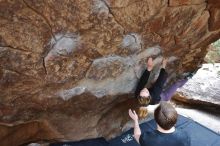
[173,63,220,112]
[0,0,220,145]
[179,63,220,104]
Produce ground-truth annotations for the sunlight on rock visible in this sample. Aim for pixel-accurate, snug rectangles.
[178,63,220,104]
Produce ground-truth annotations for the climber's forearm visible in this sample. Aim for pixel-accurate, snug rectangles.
[135,70,150,97]
[133,120,141,143]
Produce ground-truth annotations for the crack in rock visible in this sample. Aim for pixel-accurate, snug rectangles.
[0,45,35,53]
[22,0,56,41]
[92,0,126,33]
[42,57,48,75]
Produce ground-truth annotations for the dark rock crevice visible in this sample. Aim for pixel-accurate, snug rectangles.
[0,45,31,53]
[42,57,48,75]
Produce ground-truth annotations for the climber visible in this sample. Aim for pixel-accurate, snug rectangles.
[135,57,194,118]
[128,101,190,146]
[135,57,193,106]
[135,57,168,106]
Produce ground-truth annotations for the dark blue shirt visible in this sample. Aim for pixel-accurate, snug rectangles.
[139,129,190,146]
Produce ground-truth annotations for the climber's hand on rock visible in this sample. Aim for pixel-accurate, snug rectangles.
[147,57,154,71]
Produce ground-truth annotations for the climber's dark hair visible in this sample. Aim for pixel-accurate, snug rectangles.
[154,101,177,130]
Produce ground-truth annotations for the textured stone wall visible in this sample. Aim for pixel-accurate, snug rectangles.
[174,63,220,107]
[0,0,220,145]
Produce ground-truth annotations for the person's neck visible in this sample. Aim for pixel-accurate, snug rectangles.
[157,125,175,133]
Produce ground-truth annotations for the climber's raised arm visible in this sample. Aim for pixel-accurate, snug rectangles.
[135,57,154,98]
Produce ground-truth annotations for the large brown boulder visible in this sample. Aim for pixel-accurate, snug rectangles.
[0,0,220,145]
